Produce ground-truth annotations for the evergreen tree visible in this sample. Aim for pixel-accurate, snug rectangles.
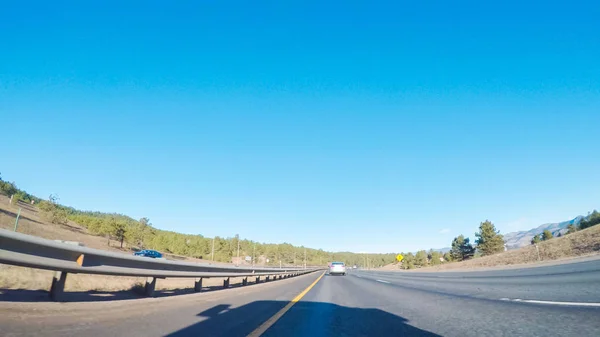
[451,235,475,261]
[579,210,600,230]
[475,220,505,256]
[566,224,577,235]
[415,250,428,267]
[443,252,452,262]
[428,250,443,265]
[542,230,553,241]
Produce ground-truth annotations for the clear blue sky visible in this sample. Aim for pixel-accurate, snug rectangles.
[1,1,599,253]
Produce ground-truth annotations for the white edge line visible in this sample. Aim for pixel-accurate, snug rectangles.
[376,279,390,284]
[501,298,600,307]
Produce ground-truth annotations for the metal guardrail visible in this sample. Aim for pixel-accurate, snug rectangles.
[0,229,321,300]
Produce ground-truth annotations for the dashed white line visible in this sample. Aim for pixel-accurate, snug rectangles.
[376,279,390,284]
[500,298,600,307]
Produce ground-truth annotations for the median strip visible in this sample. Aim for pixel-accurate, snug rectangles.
[246,272,325,337]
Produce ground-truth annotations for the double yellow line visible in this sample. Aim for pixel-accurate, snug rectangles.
[247,272,325,337]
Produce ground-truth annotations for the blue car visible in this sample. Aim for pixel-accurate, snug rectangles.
[134,250,163,258]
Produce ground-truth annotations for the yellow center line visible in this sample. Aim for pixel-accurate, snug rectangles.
[246,272,325,337]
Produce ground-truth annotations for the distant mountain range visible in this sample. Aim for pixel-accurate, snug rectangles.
[415,247,451,255]
[503,215,589,249]
[431,247,451,254]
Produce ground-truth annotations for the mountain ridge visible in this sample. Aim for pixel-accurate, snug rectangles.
[503,215,587,249]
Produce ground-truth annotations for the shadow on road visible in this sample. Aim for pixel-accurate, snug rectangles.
[165,301,440,337]
[0,283,249,303]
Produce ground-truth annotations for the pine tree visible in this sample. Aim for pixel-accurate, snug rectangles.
[428,250,442,265]
[443,252,453,262]
[531,234,541,245]
[415,250,428,267]
[474,220,505,256]
[578,211,600,230]
[451,235,475,261]
[542,230,553,241]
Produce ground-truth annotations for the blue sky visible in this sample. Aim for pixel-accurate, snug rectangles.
[1,1,599,253]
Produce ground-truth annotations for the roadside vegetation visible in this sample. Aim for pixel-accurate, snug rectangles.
[1,174,598,272]
[393,214,600,270]
[0,174,396,267]
[396,220,504,269]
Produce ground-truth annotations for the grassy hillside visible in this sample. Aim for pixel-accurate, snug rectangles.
[380,224,600,271]
[0,176,397,267]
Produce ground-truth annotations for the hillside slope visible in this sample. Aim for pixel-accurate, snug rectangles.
[429,223,600,271]
[504,216,585,249]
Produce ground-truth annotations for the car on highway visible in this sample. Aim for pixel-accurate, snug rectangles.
[329,261,346,276]
[134,249,163,259]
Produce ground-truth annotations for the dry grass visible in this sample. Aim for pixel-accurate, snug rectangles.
[0,195,132,254]
[410,224,600,271]
[0,195,251,294]
[0,264,245,293]
[0,195,218,263]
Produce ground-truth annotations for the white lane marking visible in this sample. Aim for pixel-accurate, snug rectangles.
[376,279,390,284]
[500,298,600,307]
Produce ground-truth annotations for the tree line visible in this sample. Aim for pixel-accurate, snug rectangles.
[2,174,598,268]
[68,207,398,266]
[530,210,600,244]
[70,208,401,266]
[1,174,397,266]
[396,220,505,269]
[400,211,600,270]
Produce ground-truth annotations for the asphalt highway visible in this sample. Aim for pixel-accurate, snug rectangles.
[2,258,600,336]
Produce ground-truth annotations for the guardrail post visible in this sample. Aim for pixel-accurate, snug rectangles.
[145,277,157,297]
[242,277,248,286]
[266,275,270,282]
[255,276,260,283]
[50,271,67,301]
[194,278,203,292]
[223,277,230,288]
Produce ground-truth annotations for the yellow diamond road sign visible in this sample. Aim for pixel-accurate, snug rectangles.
[396,254,403,262]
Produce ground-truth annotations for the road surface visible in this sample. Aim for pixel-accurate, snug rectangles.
[2,259,600,336]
